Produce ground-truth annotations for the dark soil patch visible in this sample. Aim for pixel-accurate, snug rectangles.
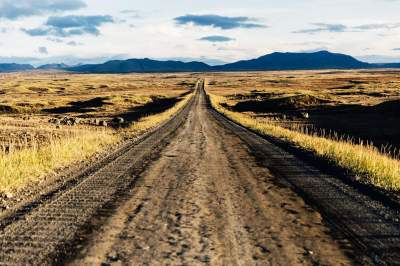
[115,97,181,127]
[0,105,17,113]
[233,94,331,113]
[334,91,386,97]
[43,97,112,114]
[28,87,48,93]
[329,85,355,90]
[372,99,400,113]
[304,99,400,156]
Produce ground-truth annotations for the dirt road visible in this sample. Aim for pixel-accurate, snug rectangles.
[0,80,399,265]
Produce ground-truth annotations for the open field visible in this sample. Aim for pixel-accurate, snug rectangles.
[0,78,400,265]
[0,72,195,193]
[205,70,400,190]
[205,70,400,156]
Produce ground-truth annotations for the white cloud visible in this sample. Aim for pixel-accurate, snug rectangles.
[0,0,86,19]
[0,0,400,63]
[38,46,48,54]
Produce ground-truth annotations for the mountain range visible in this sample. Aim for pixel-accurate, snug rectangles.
[0,63,35,72]
[67,59,210,73]
[37,63,69,70]
[0,51,399,73]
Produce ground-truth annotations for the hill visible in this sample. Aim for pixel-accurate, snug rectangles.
[37,63,69,70]
[66,51,376,73]
[214,51,371,71]
[0,63,34,72]
[374,63,400,68]
[1,51,400,73]
[67,58,211,73]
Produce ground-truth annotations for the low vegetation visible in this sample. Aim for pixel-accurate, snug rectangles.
[127,91,193,134]
[207,89,400,191]
[205,70,400,153]
[0,128,118,192]
[0,73,195,193]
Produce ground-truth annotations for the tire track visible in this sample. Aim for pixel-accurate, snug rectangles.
[0,82,197,265]
[3,78,398,265]
[207,85,400,265]
[69,80,353,266]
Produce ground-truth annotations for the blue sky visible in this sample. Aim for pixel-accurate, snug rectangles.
[0,0,399,65]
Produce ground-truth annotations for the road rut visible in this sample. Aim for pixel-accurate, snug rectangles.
[1,80,399,265]
[70,82,353,266]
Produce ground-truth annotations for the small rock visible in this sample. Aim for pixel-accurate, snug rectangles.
[303,249,314,256]
[5,192,13,199]
[107,251,119,261]
[256,243,270,254]
[112,117,125,125]
[100,121,108,127]
[301,112,310,119]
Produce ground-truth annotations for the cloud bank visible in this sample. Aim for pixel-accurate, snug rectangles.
[174,14,265,30]
[295,22,400,34]
[22,15,114,37]
[199,35,235,42]
[0,0,86,19]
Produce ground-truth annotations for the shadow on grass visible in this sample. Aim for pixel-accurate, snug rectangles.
[231,94,332,113]
[115,97,181,128]
[231,93,400,155]
[43,97,112,114]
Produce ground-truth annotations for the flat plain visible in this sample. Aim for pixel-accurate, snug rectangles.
[0,72,194,192]
[206,70,400,155]
[0,72,399,265]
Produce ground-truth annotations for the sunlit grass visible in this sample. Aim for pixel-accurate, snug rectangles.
[127,92,193,134]
[0,91,194,193]
[0,128,118,192]
[207,92,400,191]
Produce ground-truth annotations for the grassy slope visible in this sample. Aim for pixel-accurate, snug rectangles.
[0,92,193,193]
[207,92,400,191]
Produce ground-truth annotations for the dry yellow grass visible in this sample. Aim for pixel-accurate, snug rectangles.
[0,92,192,193]
[0,72,194,115]
[0,128,118,192]
[207,92,400,191]
[0,73,195,193]
[205,70,400,106]
[127,91,193,134]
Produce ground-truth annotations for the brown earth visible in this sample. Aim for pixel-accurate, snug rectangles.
[2,80,400,265]
[69,83,353,266]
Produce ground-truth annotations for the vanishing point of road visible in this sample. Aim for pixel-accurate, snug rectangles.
[0,80,399,265]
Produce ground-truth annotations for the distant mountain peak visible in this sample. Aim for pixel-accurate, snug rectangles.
[67,58,211,73]
[315,50,330,53]
[215,50,370,71]
[37,63,69,70]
